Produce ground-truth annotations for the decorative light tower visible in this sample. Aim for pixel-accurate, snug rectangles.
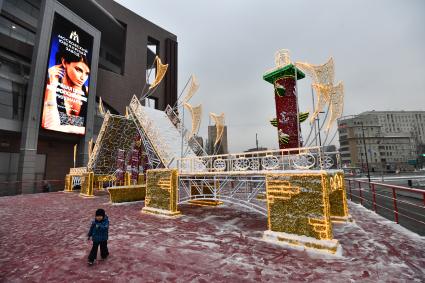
[263,50,307,149]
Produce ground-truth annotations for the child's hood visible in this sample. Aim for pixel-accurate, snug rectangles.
[94,215,109,223]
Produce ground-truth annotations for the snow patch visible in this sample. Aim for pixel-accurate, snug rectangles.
[110,234,130,240]
[159,227,176,233]
[263,230,343,257]
[349,202,425,240]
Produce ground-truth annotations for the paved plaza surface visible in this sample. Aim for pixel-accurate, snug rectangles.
[0,191,424,282]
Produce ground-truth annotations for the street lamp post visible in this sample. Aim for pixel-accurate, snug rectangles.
[360,121,371,183]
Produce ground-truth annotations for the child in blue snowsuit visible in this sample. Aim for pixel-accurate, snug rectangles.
[87,208,109,265]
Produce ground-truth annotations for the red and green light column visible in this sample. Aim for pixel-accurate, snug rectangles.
[263,64,308,149]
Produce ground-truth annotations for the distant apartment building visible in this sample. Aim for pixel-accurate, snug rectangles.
[338,111,425,172]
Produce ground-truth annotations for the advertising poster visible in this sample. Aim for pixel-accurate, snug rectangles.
[41,13,94,135]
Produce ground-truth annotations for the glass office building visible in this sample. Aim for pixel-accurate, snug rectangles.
[0,0,178,195]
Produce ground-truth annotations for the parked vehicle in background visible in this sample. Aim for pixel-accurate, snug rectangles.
[342,167,363,177]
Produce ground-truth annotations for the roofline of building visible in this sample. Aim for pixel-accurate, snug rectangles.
[109,0,177,40]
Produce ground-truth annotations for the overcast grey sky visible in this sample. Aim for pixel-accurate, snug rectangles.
[116,0,425,152]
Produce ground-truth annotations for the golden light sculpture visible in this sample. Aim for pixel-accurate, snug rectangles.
[328,171,350,222]
[98,96,105,116]
[263,171,340,254]
[148,56,169,90]
[326,83,344,131]
[107,178,146,203]
[182,75,200,103]
[142,169,181,217]
[184,102,202,138]
[311,83,332,122]
[209,112,225,147]
[88,138,93,159]
[295,57,335,85]
[80,172,94,197]
[73,144,77,168]
[295,57,335,124]
[312,82,344,131]
[274,49,291,68]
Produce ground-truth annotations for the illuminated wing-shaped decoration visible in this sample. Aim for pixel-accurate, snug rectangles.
[148,56,168,90]
[182,75,199,103]
[184,102,202,138]
[275,49,291,68]
[88,138,94,159]
[311,83,332,123]
[125,106,129,119]
[326,82,344,131]
[209,112,225,147]
[98,97,105,116]
[295,57,334,85]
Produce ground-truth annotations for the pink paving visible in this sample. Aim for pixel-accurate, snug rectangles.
[0,191,424,282]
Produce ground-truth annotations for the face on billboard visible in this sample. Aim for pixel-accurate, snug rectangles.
[41,13,94,135]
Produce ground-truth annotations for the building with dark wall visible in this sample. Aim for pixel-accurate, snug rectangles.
[0,0,177,195]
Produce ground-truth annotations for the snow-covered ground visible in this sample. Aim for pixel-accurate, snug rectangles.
[0,191,424,282]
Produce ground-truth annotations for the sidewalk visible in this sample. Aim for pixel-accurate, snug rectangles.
[0,191,424,282]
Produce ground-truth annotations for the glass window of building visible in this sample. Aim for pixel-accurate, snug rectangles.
[0,48,29,120]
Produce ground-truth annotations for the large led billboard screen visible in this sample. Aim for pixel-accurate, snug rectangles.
[41,13,94,135]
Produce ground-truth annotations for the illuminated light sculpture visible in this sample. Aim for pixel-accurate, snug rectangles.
[148,56,169,90]
[263,171,341,254]
[98,96,105,117]
[182,75,200,103]
[209,112,225,147]
[295,57,335,85]
[295,57,335,124]
[80,172,95,197]
[294,57,344,148]
[87,111,138,175]
[328,171,351,222]
[311,82,344,131]
[66,56,173,197]
[142,169,181,217]
[64,166,87,192]
[263,50,307,149]
[326,83,344,131]
[107,174,146,203]
[184,102,202,138]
